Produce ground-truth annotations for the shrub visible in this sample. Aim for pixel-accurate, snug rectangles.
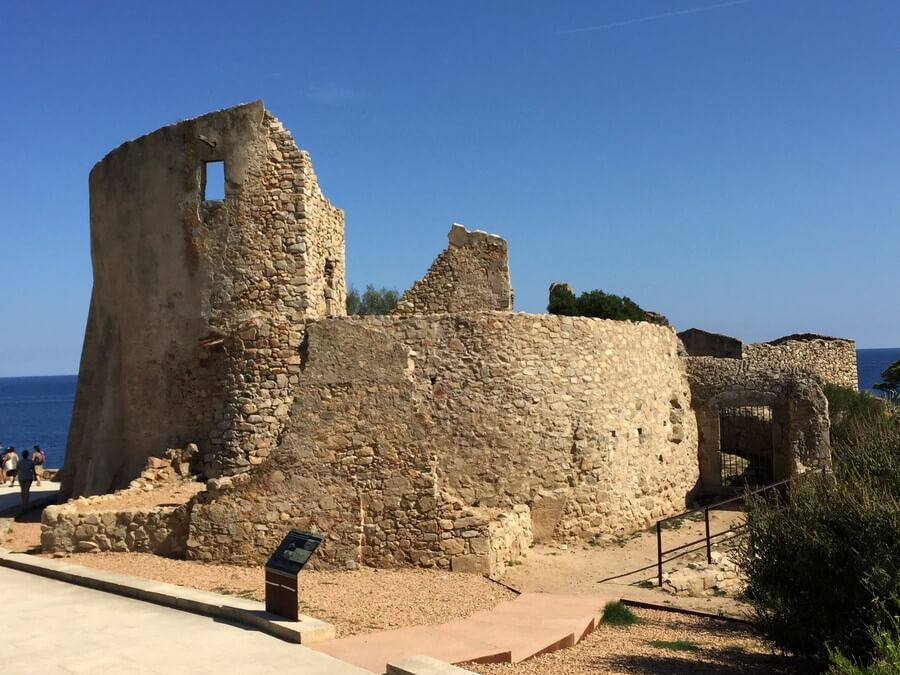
[737,402,900,663]
[829,624,900,675]
[548,286,647,321]
[824,385,893,447]
[602,601,640,627]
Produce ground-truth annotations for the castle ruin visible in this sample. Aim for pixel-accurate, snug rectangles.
[55,103,855,575]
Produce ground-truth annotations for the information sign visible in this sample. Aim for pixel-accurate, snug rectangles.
[264,529,323,621]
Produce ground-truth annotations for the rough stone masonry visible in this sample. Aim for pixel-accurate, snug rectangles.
[61,101,344,499]
[186,313,699,571]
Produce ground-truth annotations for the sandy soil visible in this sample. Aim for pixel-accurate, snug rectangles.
[2,494,769,670]
[4,518,41,553]
[471,607,812,675]
[503,509,745,595]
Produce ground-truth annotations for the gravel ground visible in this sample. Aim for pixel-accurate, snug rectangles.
[471,608,812,675]
[36,551,515,637]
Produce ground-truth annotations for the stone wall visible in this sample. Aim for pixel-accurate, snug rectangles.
[41,499,190,556]
[392,224,513,315]
[685,356,832,492]
[743,336,858,391]
[187,312,699,570]
[62,102,345,498]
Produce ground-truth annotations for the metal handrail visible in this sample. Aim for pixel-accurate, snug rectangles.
[657,477,793,526]
[654,475,804,587]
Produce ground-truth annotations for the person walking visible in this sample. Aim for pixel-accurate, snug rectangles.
[32,446,45,487]
[17,449,35,505]
[3,447,17,487]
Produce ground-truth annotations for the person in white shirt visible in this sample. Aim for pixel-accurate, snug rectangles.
[3,447,17,487]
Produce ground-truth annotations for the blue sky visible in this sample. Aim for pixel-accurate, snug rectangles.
[1,0,898,377]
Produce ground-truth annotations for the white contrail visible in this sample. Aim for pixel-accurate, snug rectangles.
[560,0,755,33]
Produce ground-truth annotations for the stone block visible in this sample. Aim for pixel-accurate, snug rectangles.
[450,554,490,575]
[387,655,478,675]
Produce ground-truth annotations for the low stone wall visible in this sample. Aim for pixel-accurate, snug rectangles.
[41,496,190,556]
[442,502,533,577]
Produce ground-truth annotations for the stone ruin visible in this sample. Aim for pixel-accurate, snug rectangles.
[391,223,513,315]
[52,102,857,575]
[678,328,854,495]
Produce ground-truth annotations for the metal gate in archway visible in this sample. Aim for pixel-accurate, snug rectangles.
[719,405,774,487]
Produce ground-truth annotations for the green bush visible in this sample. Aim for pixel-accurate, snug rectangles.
[737,402,900,664]
[824,385,893,447]
[547,286,647,321]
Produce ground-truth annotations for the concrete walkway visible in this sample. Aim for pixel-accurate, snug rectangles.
[0,482,59,514]
[0,566,373,674]
[313,592,618,673]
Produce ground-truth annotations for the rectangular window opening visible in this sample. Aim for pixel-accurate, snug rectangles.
[202,161,225,201]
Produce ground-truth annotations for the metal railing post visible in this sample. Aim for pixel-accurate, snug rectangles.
[704,507,712,564]
[656,521,663,587]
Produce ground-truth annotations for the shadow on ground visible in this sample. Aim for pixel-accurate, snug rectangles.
[599,649,818,675]
[595,613,819,675]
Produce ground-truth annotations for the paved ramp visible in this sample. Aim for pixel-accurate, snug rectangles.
[312,592,617,673]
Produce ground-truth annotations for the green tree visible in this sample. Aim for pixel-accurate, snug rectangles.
[345,284,399,315]
[548,285,578,315]
[874,360,900,399]
[547,285,647,322]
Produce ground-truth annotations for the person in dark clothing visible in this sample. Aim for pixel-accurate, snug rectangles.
[17,450,36,505]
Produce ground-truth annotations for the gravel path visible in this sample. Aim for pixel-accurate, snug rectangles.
[471,608,811,675]
[37,551,515,637]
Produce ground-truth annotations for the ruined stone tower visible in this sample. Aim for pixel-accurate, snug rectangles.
[61,101,345,498]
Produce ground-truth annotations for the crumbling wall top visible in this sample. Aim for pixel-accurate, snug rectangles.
[392,223,513,316]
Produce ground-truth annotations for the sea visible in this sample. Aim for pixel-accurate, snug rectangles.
[0,375,76,469]
[1,348,898,469]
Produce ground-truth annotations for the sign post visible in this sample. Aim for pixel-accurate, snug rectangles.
[264,529,323,621]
